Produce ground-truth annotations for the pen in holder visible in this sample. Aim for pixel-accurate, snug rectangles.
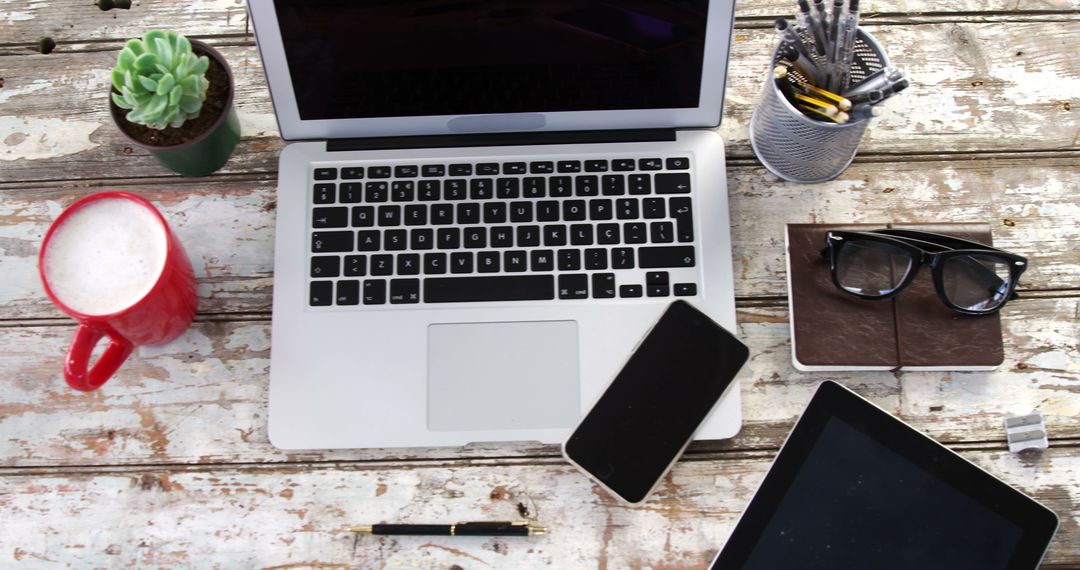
[750,29,889,183]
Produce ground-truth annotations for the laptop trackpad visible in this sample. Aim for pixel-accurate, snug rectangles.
[428,321,580,432]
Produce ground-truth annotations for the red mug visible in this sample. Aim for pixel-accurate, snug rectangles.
[38,192,197,391]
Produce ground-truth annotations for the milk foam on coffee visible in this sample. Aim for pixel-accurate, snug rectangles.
[43,198,168,316]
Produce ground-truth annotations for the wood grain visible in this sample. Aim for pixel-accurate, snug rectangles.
[3,155,1077,320]
[2,21,1079,182]
[0,447,1076,568]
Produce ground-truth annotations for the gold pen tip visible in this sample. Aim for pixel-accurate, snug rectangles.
[528,525,548,536]
[350,525,373,534]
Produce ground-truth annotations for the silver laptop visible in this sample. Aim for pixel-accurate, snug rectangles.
[249,0,741,449]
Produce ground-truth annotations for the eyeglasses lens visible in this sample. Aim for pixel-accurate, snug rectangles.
[942,254,1012,312]
[835,239,913,297]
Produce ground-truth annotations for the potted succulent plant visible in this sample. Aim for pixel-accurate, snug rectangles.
[109,30,240,176]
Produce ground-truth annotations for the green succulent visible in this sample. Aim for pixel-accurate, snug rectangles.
[110,30,210,130]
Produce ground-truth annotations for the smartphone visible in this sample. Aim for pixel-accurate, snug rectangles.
[562,300,749,504]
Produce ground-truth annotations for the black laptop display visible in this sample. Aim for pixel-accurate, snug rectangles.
[712,381,1058,570]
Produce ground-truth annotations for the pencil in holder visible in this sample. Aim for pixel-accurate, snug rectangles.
[749,29,889,183]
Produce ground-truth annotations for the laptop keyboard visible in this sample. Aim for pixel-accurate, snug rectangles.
[307,155,700,306]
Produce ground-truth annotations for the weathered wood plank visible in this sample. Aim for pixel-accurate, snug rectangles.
[0,446,1076,568]
[2,21,1079,182]
[1,298,1076,467]
[2,156,1076,320]
[3,0,1077,49]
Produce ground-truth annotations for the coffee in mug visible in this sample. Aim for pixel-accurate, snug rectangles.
[39,192,197,391]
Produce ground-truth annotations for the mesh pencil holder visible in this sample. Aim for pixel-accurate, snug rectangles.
[749,29,889,183]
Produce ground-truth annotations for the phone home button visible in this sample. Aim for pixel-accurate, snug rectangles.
[594,462,615,479]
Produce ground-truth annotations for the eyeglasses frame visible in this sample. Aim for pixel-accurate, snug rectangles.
[820,229,1028,315]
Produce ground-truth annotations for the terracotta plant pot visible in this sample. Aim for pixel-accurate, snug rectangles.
[109,39,241,177]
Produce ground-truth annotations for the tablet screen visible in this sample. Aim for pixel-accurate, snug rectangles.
[712,382,1058,570]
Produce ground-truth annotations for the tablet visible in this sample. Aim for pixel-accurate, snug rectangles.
[711,381,1058,570]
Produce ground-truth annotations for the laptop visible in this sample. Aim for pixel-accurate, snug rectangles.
[248,0,741,449]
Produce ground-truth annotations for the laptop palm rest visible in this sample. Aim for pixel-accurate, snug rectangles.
[428,321,581,432]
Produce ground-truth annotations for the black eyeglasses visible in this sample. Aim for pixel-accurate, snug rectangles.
[820,229,1028,315]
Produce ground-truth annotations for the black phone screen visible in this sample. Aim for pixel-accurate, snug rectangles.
[564,300,749,502]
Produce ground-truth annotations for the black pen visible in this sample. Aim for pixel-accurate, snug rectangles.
[351,521,547,536]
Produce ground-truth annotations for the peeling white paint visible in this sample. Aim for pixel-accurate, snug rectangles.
[0,116,101,161]
[237,111,280,139]
[0,79,51,105]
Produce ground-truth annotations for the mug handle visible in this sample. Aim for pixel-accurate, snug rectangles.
[64,324,134,391]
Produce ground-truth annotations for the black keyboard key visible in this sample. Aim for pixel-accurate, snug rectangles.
[431,204,454,225]
[563,200,587,221]
[397,253,420,275]
[504,250,528,272]
[314,168,337,180]
[344,255,367,276]
[558,274,588,299]
[570,224,593,246]
[342,166,364,179]
[592,273,616,298]
[530,161,554,174]
[438,228,461,249]
[484,202,507,224]
[336,280,360,305]
[612,247,635,269]
[411,228,434,250]
[602,175,626,196]
[524,177,546,198]
[477,251,500,273]
[671,197,694,242]
[651,221,674,243]
[425,275,555,303]
[313,183,335,204]
[674,283,697,296]
[537,201,560,222]
[390,278,420,304]
[517,225,541,247]
[424,253,447,274]
[612,159,635,171]
[576,175,600,197]
[531,249,554,271]
[365,182,388,202]
[312,207,348,228]
[422,164,445,177]
[368,166,392,179]
[639,246,696,268]
[585,248,608,270]
[419,180,441,201]
[352,206,374,227]
[557,160,582,173]
[643,198,666,219]
[378,205,401,227]
[646,271,669,285]
[464,226,487,248]
[589,198,613,220]
[656,173,691,194]
[624,222,647,244]
[544,224,567,246]
[470,178,494,200]
[339,182,363,203]
[394,165,418,178]
[490,226,514,248]
[497,178,520,199]
[639,158,663,170]
[503,162,527,174]
[391,181,415,202]
[666,157,690,170]
[510,202,533,223]
[648,284,670,297]
[597,223,620,244]
[370,254,393,275]
[357,230,380,251]
[311,231,353,253]
[311,256,340,277]
[405,205,427,226]
[628,174,651,195]
[444,180,467,200]
[616,198,639,219]
[558,249,581,271]
[477,163,500,175]
[619,284,643,298]
[310,281,333,306]
[363,279,386,304]
[549,176,573,198]
[585,160,609,172]
[449,163,472,176]
[457,203,480,224]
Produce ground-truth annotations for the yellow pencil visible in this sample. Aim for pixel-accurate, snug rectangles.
[800,104,849,123]
[798,83,852,111]
[793,93,838,116]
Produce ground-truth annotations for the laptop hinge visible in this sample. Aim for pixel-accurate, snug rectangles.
[326,129,677,152]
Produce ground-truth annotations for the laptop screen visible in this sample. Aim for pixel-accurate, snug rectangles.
[273,1,709,121]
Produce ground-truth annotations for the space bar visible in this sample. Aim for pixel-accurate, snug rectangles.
[424,276,555,303]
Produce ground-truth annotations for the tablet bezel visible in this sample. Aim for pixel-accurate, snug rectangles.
[711,381,1059,569]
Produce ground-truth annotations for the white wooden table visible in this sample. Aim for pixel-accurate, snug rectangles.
[1,1,1078,567]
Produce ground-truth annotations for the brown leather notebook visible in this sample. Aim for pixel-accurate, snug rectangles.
[785,223,1004,370]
